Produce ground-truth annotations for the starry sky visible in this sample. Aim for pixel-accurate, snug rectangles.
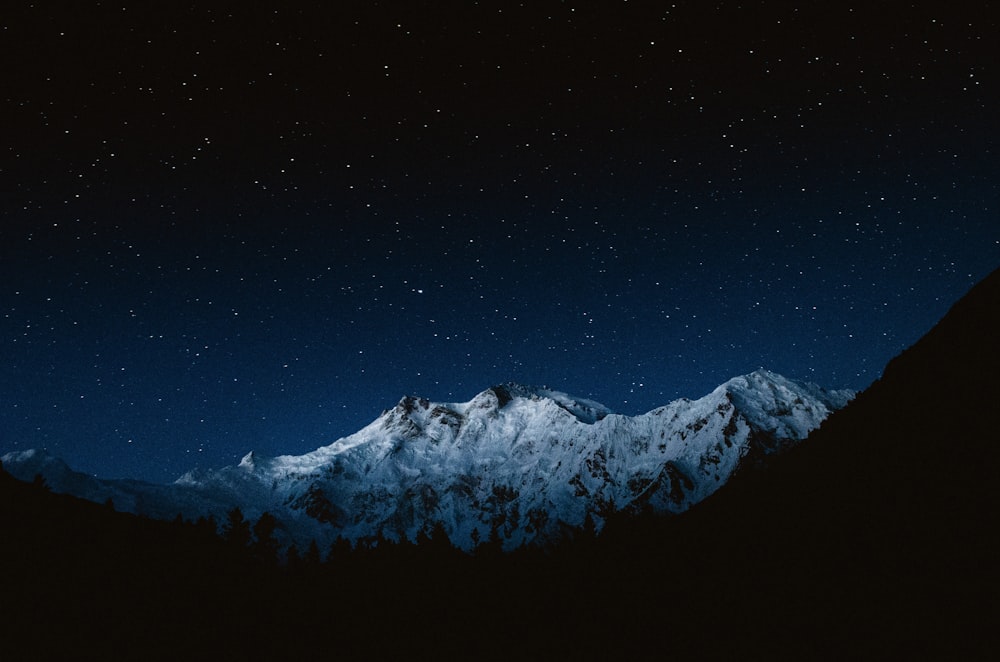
[3,2,998,482]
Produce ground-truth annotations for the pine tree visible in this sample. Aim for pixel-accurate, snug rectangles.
[251,512,279,563]
[328,535,352,563]
[476,522,504,559]
[222,507,252,548]
[285,544,301,571]
[194,514,218,540]
[304,539,322,567]
[582,512,598,541]
[428,521,452,554]
[32,473,50,492]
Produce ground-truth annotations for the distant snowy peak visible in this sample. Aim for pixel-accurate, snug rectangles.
[0,448,73,481]
[385,382,614,427]
[182,371,852,486]
[488,383,615,423]
[353,382,614,457]
[718,369,853,436]
[3,370,855,552]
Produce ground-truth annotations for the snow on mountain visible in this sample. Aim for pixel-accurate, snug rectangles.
[2,370,852,551]
[0,448,234,520]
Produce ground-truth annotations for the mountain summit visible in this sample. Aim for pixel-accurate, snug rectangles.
[3,370,852,550]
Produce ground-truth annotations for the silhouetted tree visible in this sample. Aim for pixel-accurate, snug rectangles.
[32,473,49,491]
[328,535,353,563]
[251,512,279,563]
[285,544,301,571]
[427,521,452,554]
[194,514,218,540]
[303,539,322,568]
[581,512,598,541]
[476,523,504,560]
[222,507,252,548]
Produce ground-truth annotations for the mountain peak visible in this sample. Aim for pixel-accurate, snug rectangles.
[238,451,258,469]
[1,448,71,477]
[387,383,616,426]
[2,369,852,551]
[487,382,615,424]
[717,370,854,439]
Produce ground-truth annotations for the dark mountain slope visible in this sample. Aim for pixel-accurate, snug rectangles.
[600,267,1000,657]
[0,469,300,659]
[2,269,996,660]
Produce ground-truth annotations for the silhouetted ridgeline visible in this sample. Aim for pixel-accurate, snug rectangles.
[628,265,1000,658]
[1,267,997,660]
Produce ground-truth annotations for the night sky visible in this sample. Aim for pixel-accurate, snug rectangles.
[3,2,997,483]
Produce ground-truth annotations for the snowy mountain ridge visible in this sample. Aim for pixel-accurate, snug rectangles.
[2,370,853,551]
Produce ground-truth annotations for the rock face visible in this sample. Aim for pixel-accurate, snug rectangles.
[2,370,852,551]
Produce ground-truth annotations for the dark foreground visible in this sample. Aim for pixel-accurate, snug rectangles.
[2,269,998,660]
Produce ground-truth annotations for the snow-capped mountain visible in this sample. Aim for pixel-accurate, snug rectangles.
[2,370,852,551]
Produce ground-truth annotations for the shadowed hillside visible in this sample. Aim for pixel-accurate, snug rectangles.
[2,268,997,660]
[606,265,1000,657]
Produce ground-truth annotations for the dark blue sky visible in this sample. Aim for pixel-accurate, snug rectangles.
[3,2,997,482]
